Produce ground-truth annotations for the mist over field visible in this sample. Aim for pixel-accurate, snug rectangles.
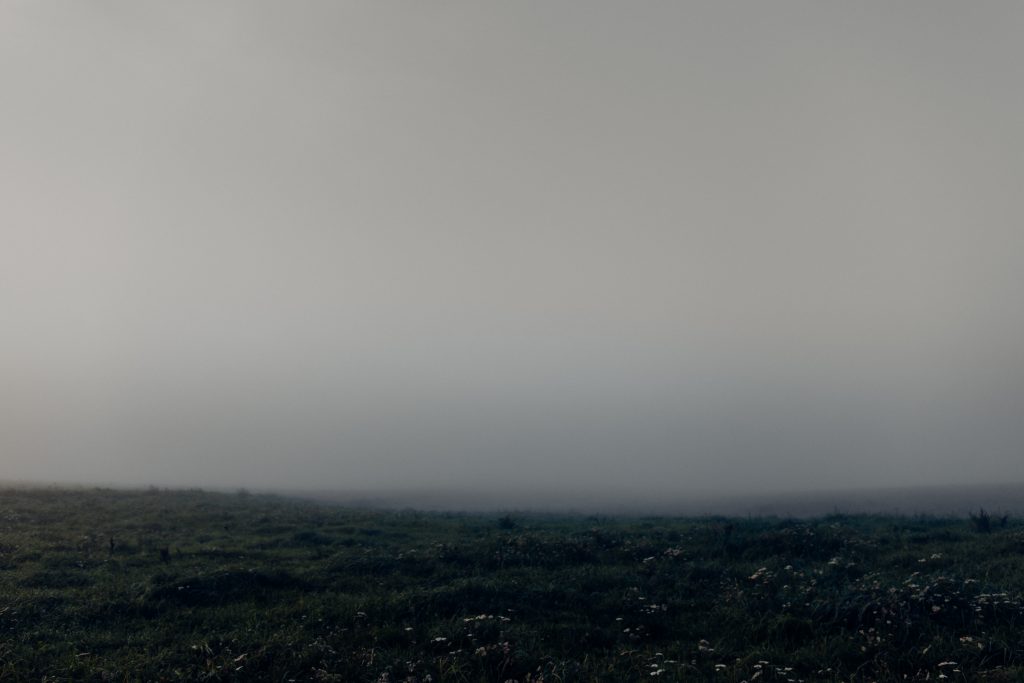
[3,2,1024,504]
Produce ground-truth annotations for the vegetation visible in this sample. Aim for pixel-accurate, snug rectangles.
[1,487,1023,681]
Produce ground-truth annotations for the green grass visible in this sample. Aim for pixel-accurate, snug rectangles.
[1,487,1023,681]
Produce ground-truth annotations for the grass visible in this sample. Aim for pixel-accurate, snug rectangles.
[1,487,1023,681]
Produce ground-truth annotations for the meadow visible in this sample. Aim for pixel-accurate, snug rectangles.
[1,487,1023,681]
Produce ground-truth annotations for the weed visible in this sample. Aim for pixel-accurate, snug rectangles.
[970,508,991,533]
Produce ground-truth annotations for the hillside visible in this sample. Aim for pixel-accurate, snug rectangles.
[1,487,1023,681]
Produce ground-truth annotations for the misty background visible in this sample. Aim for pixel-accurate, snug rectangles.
[2,2,1023,504]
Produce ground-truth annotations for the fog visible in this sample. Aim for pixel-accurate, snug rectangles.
[2,2,1023,503]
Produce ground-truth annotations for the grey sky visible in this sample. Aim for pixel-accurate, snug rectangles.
[2,2,1023,496]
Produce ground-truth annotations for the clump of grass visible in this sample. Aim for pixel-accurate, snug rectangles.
[969,507,1008,533]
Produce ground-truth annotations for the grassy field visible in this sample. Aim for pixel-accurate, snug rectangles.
[1,488,1023,681]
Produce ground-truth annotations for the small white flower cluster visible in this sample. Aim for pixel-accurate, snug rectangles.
[463,613,510,623]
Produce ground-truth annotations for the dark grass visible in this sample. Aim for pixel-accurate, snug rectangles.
[1,488,1023,681]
